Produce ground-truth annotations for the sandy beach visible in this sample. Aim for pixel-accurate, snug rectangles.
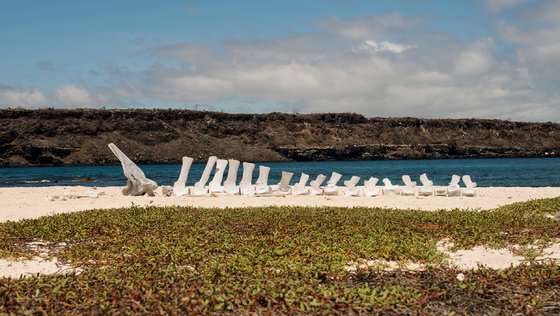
[1,185,559,223]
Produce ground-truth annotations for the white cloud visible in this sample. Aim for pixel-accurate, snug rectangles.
[50,10,545,121]
[134,13,560,121]
[409,71,450,83]
[498,21,560,62]
[480,0,531,13]
[53,84,93,106]
[319,13,415,39]
[519,0,560,24]
[454,39,495,76]
[153,75,234,102]
[493,23,560,110]
[0,86,48,108]
[353,40,414,54]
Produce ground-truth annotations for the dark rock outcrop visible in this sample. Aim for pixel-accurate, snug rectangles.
[0,108,558,166]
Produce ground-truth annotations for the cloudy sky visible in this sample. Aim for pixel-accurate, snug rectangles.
[1,0,559,121]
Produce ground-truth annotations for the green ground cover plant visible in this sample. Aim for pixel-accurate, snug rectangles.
[1,198,559,314]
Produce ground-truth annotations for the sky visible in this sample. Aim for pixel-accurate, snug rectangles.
[1,0,559,122]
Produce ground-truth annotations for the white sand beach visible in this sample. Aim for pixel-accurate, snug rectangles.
[1,185,559,223]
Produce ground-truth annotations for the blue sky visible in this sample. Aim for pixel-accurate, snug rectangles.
[1,0,559,121]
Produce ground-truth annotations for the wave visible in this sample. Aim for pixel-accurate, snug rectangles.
[22,180,51,184]
[70,178,97,183]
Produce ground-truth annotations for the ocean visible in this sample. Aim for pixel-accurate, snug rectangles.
[1,157,559,188]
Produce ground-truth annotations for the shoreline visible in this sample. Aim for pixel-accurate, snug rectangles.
[1,185,560,223]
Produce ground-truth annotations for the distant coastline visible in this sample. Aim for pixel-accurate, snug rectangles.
[1,108,559,167]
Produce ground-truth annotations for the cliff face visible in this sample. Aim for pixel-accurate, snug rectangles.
[0,109,558,166]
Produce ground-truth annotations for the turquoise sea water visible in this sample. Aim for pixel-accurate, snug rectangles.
[1,158,559,188]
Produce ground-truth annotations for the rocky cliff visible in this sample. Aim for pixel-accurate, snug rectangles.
[1,109,558,166]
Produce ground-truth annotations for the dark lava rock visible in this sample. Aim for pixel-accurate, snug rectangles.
[0,108,559,166]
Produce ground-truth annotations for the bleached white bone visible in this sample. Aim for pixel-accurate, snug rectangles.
[309,174,326,196]
[224,159,240,195]
[343,176,361,197]
[239,162,256,195]
[208,159,228,193]
[192,156,217,196]
[323,172,342,196]
[255,165,271,194]
[363,177,380,197]
[292,173,310,195]
[108,143,158,196]
[275,171,294,195]
[173,156,193,196]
